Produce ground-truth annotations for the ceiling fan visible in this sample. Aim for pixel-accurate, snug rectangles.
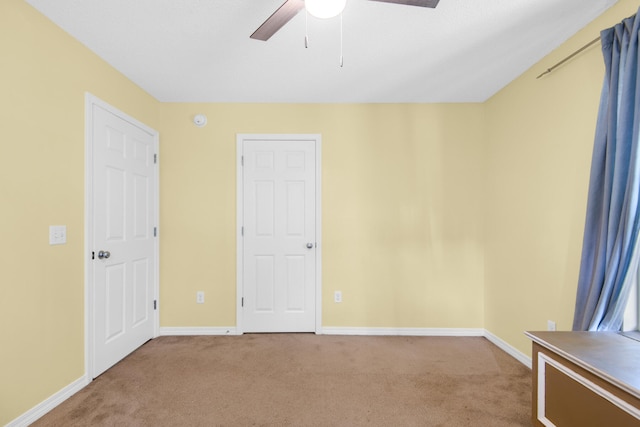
[250,0,441,41]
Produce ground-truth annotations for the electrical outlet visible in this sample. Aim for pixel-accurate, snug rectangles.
[334,291,342,303]
[547,320,556,331]
[49,225,67,245]
[196,291,205,304]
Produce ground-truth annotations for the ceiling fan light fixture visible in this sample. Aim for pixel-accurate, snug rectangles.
[305,0,347,19]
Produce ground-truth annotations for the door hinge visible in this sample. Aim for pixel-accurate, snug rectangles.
[154,227,157,237]
[154,153,158,164]
[241,226,244,236]
[154,300,157,310]
[241,297,244,307]
[241,155,244,166]
[92,251,95,260]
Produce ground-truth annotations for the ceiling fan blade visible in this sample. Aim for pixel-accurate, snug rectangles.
[368,0,440,8]
[250,0,305,41]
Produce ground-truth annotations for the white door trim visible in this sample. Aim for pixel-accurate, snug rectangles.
[236,134,322,334]
[84,93,160,379]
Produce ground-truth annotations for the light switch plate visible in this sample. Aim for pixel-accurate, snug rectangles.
[49,225,67,245]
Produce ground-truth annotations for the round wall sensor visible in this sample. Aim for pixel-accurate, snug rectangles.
[193,114,207,127]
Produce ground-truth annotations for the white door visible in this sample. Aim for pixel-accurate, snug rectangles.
[89,98,158,377]
[239,136,320,333]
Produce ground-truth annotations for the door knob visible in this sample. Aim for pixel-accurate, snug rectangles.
[97,250,111,259]
[306,243,314,249]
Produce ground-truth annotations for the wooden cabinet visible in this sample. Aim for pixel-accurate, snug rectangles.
[526,331,640,427]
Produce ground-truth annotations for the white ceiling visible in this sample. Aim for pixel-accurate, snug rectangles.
[25,0,617,103]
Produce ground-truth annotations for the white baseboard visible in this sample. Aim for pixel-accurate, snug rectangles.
[321,327,485,337]
[159,326,239,336]
[484,329,532,369]
[6,375,89,427]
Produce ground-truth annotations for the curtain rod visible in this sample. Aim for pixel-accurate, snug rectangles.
[536,36,601,79]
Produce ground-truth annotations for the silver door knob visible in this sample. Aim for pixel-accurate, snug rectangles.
[306,243,314,249]
[98,250,111,259]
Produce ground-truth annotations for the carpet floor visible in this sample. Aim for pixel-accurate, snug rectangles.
[33,334,532,426]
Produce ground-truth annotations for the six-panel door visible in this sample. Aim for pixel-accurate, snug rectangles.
[92,104,156,377]
[242,139,316,332]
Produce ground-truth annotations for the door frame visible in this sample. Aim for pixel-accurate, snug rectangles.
[84,93,160,379]
[236,134,322,334]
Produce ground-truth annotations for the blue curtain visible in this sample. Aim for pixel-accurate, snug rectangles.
[573,9,640,331]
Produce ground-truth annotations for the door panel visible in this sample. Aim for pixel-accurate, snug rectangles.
[91,102,156,377]
[132,258,150,326]
[105,263,126,342]
[255,255,275,312]
[285,255,305,311]
[255,181,275,236]
[242,138,317,332]
[133,175,149,238]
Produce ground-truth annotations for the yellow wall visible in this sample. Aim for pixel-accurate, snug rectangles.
[484,0,640,355]
[3,0,638,423]
[0,1,159,423]
[158,104,486,329]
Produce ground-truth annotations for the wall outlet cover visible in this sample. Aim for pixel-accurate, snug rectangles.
[49,225,67,245]
[334,291,342,303]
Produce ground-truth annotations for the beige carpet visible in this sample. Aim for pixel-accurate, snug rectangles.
[33,334,531,426]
